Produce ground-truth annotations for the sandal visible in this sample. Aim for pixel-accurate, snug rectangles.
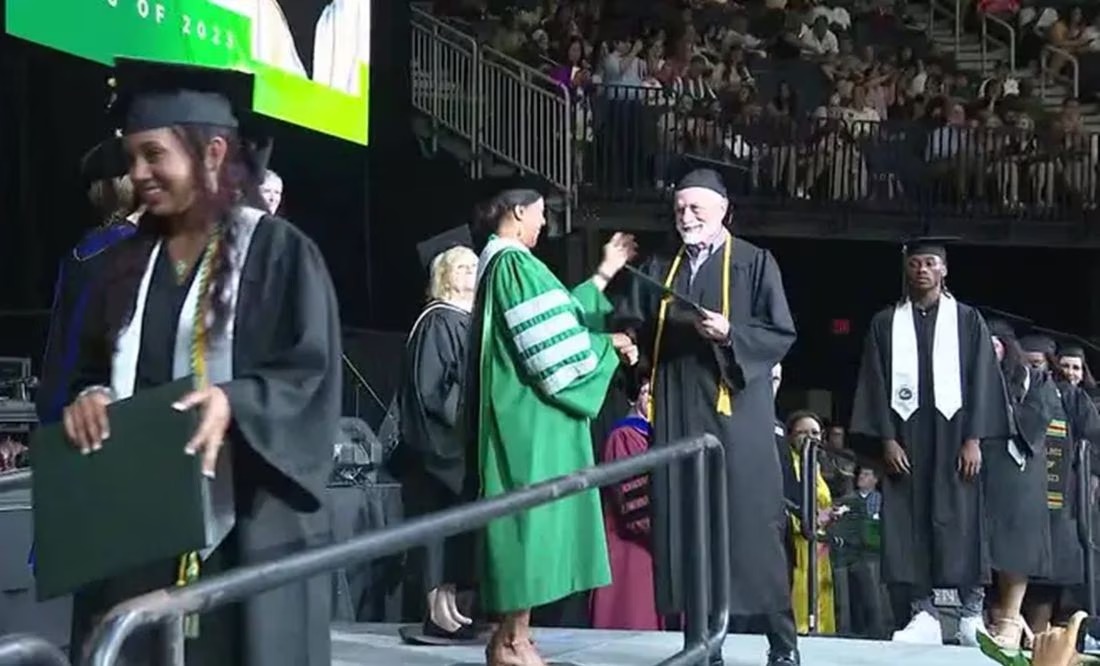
[991,616,1034,650]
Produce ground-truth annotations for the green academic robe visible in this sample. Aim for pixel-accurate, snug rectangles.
[469,237,618,612]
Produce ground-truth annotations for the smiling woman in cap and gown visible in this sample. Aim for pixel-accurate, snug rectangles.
[61,58,341,665]
[616,164,799,666]
[849,237,1009,647]
[395,225,483,641]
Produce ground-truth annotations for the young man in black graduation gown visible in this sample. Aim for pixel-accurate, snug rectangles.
[37,141,139,424]
[617,168,799,666]
[59,59,341,665]
[849,238,1009,646]
[394,226,481,640]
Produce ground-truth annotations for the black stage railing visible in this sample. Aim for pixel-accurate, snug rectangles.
[0,635,69,666]
[78,434,729,666]
[573,84,1100,223]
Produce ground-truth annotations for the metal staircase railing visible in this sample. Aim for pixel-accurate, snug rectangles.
[980,13,1016,75]
[925,0,961,54]
[409,6,574,233]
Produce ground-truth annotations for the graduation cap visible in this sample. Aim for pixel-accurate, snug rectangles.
[470,173,566,237]
[109,58,255,134]
[416,225,474,271]
[1019,334,1057,356]
[671,154,750,201]
[1030,326,1100,360]
[902,235,961,261]
[91,58,266,179]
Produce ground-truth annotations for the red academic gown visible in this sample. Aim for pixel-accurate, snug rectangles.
[590,417,663,630]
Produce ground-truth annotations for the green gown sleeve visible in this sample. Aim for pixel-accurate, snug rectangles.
[491,251,620,419]
[570,278,614,332]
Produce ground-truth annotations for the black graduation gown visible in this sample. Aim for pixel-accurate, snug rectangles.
[616,237,797,616]
[983,366,1055,578]
[394,302,476,600]
[849,299,1008,590]
[66,215,341,666]
[1040,383,1100,586]
[37,222,137,424]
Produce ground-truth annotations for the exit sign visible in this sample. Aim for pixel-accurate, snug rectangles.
[831,319,851,335]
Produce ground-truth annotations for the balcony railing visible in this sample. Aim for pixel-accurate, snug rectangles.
[573,85,1099,222]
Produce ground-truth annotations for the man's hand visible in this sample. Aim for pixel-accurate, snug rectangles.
[958,438,981,480]
[1032,610,1086,666]
[694,308,731,342]
[884,439,911,476]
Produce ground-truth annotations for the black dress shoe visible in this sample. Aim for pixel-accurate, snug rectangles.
[767,649,800,666]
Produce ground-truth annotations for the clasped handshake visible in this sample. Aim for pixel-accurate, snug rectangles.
[598,233,731,370]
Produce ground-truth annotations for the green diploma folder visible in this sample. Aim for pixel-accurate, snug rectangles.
[30,378,209,600]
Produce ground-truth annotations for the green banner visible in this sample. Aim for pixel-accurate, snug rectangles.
[5,0,370,144]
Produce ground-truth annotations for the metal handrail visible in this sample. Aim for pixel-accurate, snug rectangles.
[799,439,820,635]
[1041,44,1080,101]
[410,6,575,232]
[410,7,481,171]
[0,468,31,493]
[478,49,573,232]
[925,0,961,54]
[0,634,69,666]
[1077,439,1095,614]
[980,14,1017,75]
[84,435,730,666]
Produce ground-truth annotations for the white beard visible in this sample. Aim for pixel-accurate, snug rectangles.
[679,224,715,246]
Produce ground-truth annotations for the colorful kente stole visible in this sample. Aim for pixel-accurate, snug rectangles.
[647,238,733,421]
[1046,417,1070,511]
[175,229,222,638]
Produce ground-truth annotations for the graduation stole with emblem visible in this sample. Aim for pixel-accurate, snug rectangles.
[175,229,222,639]
[647,238,733,421]
[1045,417,1071,511]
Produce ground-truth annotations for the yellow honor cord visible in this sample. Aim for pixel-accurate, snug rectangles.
[174,230,221,639]
[647,237,734,423]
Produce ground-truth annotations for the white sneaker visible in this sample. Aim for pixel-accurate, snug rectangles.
[892,611,943,645]
[956,615,989,647]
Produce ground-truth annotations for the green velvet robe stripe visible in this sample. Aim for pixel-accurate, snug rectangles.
[474,244,617,612]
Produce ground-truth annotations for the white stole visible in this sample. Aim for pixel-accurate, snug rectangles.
[110,206,264,556]
[890,294,963,421]
[476,236,529,287]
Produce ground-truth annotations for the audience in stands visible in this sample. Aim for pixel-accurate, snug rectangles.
[430,0,1100,211]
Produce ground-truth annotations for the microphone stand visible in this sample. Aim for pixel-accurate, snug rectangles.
[800,437,820,635]
[1077,439,1096,614]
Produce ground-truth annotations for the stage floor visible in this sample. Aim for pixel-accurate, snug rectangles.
[331,624,996,665]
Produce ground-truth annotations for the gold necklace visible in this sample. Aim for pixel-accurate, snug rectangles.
[174,258,190,283]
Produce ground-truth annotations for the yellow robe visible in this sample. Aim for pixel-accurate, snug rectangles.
[790,446,836,634]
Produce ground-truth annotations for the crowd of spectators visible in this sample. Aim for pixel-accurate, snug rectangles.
[428,0,1100,211]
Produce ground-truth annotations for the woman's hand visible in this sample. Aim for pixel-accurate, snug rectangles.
[597,232,638,279]
[174,386,232,478]
[63,389,113,454]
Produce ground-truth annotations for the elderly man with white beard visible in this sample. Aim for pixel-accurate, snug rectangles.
[617,168,799,665]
